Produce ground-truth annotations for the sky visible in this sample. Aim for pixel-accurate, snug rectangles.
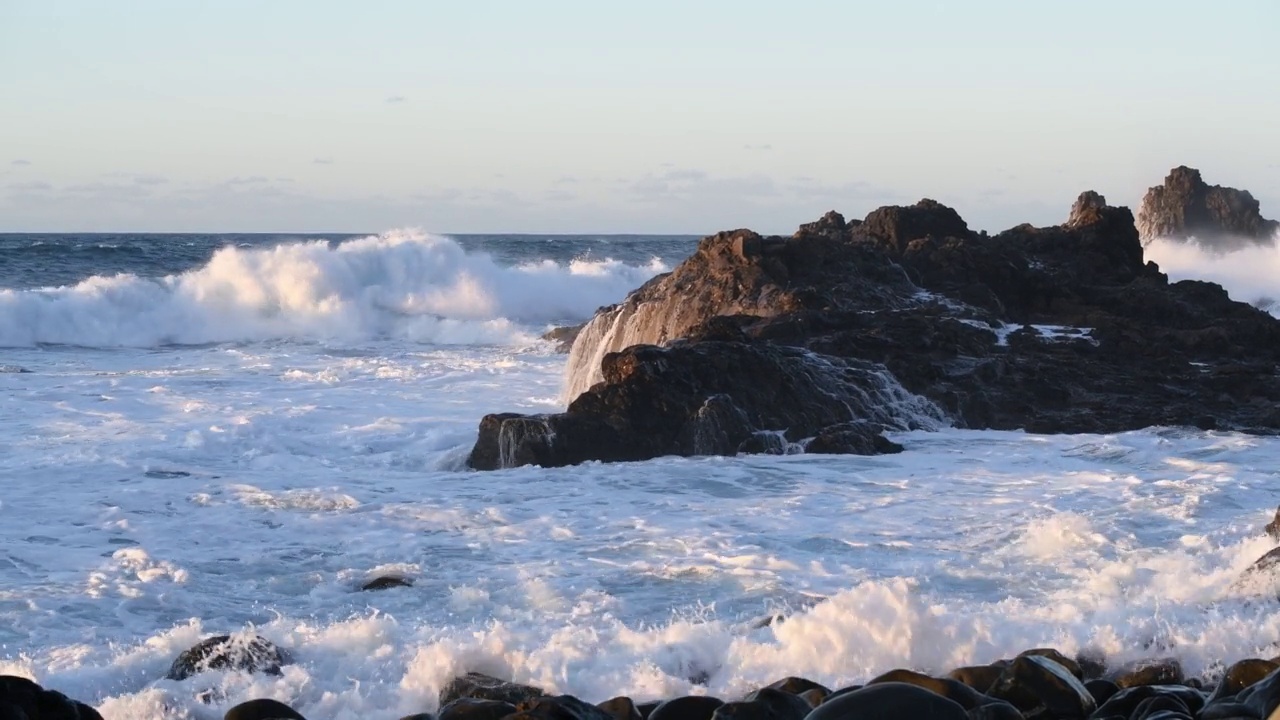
[2,0,1278,234]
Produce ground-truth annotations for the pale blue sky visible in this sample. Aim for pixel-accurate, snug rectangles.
[2,0,1278,233]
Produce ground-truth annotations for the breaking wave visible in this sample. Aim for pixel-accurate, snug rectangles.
[0,230,669,347]
[1145,233,1280,316]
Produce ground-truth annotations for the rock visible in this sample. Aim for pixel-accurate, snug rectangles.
[1016,648,1083,679]
[711,689,809,720]
[755,677,830,697]
[1084,678,1120,706]
[803,683,967,720]
[224,698,307,720]
[1266,507,1280,541]
[1196,699,1255,719]
[963,702,1022,720]
[945,665,1003,694]
[647,696,723,720]
[510,695,615,720]
[1207,658,1279,704]
[1090,685,1207,719]
[796,689,826,708]
[1130,694,1192,718]
[1239,665,1280,717]
[468,343,935,469]
[470,193,1280,470]
[1110,659,1184,689]
[361,575,413,591]
[437,673,545,708]
[401,715,435,720]
[0,676,97,720]
[865,669,990,710]
[438,698,517,720]
[543,324,586,353]
[635,702,661,720]
[986,654,1096,717]
[1075,652,1108,681]
[1137,166,1279,245]
[166,635,290,681]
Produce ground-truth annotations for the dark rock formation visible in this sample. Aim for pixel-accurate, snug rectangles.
[470,192,1280,470]
[167,635,290,681]
[0,675,102,720]
[438,673,545,708]
[361,575,413,591]
[224,698,307,720]
[1137,166,1278,246]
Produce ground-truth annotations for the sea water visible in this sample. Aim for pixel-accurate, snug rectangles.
[1,230,1279,720]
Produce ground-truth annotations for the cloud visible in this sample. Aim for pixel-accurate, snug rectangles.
[313,157,334,165]
[386,95,407,104]
[555,175,578,185]
[226,175,270,186]
[628,168,778,203]
[7,181,52,192]
[11,159,31,166]
[544,189,577,203]
[133,174,169,186]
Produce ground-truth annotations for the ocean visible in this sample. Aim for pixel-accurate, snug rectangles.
[2,230,1279,720]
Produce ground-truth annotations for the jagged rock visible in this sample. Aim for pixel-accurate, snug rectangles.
[1137,166,1278,245]
[224,698,307,720]
[469,193,1280,470]
[468,342,939,469]
[542,324,586,353]
[437,673,545,708]
[166,635,290,681]
[1266,507,1280,541]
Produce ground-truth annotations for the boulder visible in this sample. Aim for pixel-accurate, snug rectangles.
[986,654,1095,717]
[646,696,723,720]
[803,683,967,720]
[224,699,307,720]
[438,698,518,720]
[437,673,545,708]
[1137,165,1278,245]
[166,635,290,681]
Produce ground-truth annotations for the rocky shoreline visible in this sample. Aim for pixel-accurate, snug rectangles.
[15,648,1280,719]
[471,179,1280,470]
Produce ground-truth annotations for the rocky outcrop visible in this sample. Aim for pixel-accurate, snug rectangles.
[1136,166,1278,246]
[470,192,1280,470]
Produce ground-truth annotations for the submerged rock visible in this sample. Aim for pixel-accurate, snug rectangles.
[438,673,545,708]
[1137,165,1278,246]
[361,575,413,591]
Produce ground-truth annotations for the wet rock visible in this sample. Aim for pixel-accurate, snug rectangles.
[804,683,967,720]
[964,702,1022,720]
[797,689,827,708]
[1017,648,1082,679]
[471,192,1280,470]
[1239,665,1280,717]
[1084,678,1119,706]
[986,654,1096,717]
[224,698,307,720]
[1130,694,1191,718]
[0,676,99,720]
[866,669,989,710]
[596,697,642,720]
[361,575,413,591]
[756,677,830,697]
[510,695,615,720]
[543,324,586,353]
[166,635,290,681]
[1090,685,1206,719]
[1208,658,1280,703]
[401,715,435,720]
[711,689,809,720]
[1136,166,1278,245]
[1110,659,1184,689]
[1075,652,1108,681]
[635,702,661,720]
[438,698,517,720]
[1267,507,1280,541]
[1196,699,1255,719]
[438,673,545,708]
[647,696,724,720]
[946,665,1003,693]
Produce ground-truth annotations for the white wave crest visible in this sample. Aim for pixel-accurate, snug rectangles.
[1144,233,1280,316]
[0,230,668,347]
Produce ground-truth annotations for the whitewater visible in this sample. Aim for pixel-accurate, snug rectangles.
[2,230,1280,720]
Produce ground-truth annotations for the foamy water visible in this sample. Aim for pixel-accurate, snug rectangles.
[2,231,1280,720]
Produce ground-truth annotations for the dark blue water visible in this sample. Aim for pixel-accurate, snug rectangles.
[0,233,700,290]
